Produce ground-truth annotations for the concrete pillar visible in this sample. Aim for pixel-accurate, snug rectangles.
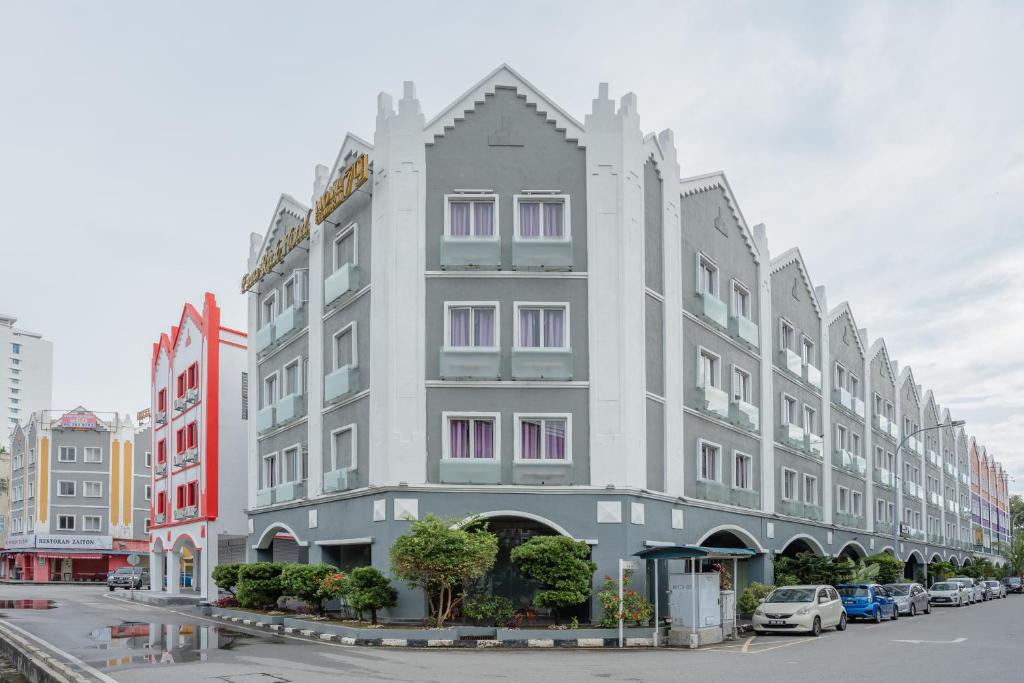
[201,531,217,600]
[149,550,164,592]
[307,544,324,565]
[166,550,180,594]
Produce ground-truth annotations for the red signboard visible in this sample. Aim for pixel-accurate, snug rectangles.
[60,412,99,430]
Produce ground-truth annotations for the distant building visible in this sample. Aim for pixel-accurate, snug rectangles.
[3,408,150,582]
[0,314,53,434]
[0,445,10,558]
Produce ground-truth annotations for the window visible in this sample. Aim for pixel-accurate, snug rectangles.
[852,491,863,516]
[28,481,33,498]
[515,414,570,461]
[697,254,718,297]
[176,484,186,508]
[144,519,151,532]
[445,303,497,348]
[283,359,301,396]
[58,447,75,462]
[83,516,102,532]
[282,445,306,483]
[187,362,199,390]
[157,388,167,412]
[780,320,795,352]
[157,439,167,464]
[175,427,186,454]
[145,485,151,501]
[699,349,720,388]
[885,401,895,421]
[28,448,33,464]
[176,372,186,398]
[731,366,751,403]
[515,304,568,348]
[83,447,102,463]
[263,373,279,408]
[801,337,815,365]
[698,441,721,481]
[515,195,567,239]
[58,515,75,531]
[851,432,861,456]
[782,468,797,500]
[58,481,75,496]
[803,405,816,434]
[444,414,497,460]
[783,395,798,425]
[834,363,847,390]
[731,281,751,318]
[83,481,102,498]
[186,422,197,450]
[11,343,20,354]
[849,374,860,398]
[803,474,818,505]
[876,499,887,522]
[330,224,358,276]
[837,486,849,512]
[447,196,496,238]
[734,452,752,490]
[157,492,166,514]
[835,424,848,450]
[145,451,152,468]
[330,425,357,470]
[187,481,198,507]
[333,324,356,370]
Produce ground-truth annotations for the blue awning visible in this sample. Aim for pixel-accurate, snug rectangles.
[633,545,759,560]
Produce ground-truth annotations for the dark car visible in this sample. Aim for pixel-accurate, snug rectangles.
[1002,577,1023,594]
[107,567,149,591]
[835,584,898,623]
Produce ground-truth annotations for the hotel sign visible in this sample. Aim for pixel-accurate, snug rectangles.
[315,154,369,225]
[240,210,311,293]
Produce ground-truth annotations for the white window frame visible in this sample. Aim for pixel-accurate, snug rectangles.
[145,451,152,468]
[803,474,818,505]
[261,291,279,327]
[696,438,723,483]
[834,362,847,390]
[262,371,280,409]
[835,423,848,450]
[782,467,797,501]
[732,450,753,491]
[281,442,305,484]
[83,481,102,498]
[512,194,570,240]
[851,490,863,516]
[803,404,817,434]
[57,480,76,497]
[695,252,719,297]
[57,447,76,463]
[850,432,861,456]
[697,346,722,390]
[513,412,572,463]
[781,393,798,425]
[82,515,102,532]
[849,373,860,399]
[261,451,279,490]
[730,279,751,319]
[801,336,815,365]
[837,485,850,513]
[731,365,751,403]
[445,194,499,240]
[333,222,360,271]
[145,485,151,501]
[332,321,358,371]
[441,412,500,462]
[443,301,500,349]
[57,514,75,531]
[283,356,303,397]
[83,447,102,463]
[329,424,359,471]
[779,318,795,352]
[512,302,570,350]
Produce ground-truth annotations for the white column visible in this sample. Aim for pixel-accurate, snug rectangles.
[246,233,262,509]
[201,527,217,601]
[584,84,647,488]
[862,330,874,533]
[149,549,164,592]
[754,225,774,513]
[369,82,427,485]
[817,287,832,527]
[893,364,904,547]
[938,423,947,544]
[306,167,328,498]
[658,130,684,495]
[166,550,180,594]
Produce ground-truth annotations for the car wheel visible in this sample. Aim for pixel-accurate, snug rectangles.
[925,602,931,614]
[810,617,821,637]
[108,586,114,592]
[836,613,847,631]
[754,629,766,636]
[873,608,882,624]
[892,607,899,621]
[909,604,916,617]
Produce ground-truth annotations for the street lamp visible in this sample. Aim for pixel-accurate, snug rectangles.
[892,419,965,586]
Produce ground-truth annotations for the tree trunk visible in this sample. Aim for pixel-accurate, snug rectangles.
[371,607,378,625]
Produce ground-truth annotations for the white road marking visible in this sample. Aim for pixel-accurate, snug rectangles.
[892,637,967,644]
[0,618,120,683]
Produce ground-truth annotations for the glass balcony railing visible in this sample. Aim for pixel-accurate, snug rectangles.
[729,398,760,433]
[696,479,761,510]
[696,383,729,420]
[804,363,822,390]
[888,422,899,440]
[873,466,896,488]
[852,397,865,418]
[275,394,306,426]
[777,422,805,450]
[959,472,969,486]
[907,436,923,456]
[780,349,802,377]
[926,449,940,467]
[323,467,355,493]
[875,521,895,536]
[274,480,306,503]
[928,532,944,545]
[511,348,574,380]
[697,291,728,328]
[804,504,823,521]
[512,237,573,270]
[440,458,502,485]
[256,405,276,434]
[325,365,359,403]
[728,314,759,348]
[441,236,501,269]
[324,262,359,306]
[255,488,274,507]
[832,387,852,411]
[927,491,943,508]
[946,499,959,515]
[806,433,823,458]
[833,449,867,476]
[834,512,865,529]
[254,323,275,355]
[273,304,306,345]
[777,499,804,518]
[439,347,501,380]
[902,481,923,499]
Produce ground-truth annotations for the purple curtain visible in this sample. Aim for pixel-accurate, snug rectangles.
[545,419,566,460]
[474,420,493,459]
[449,308,470,346]
[520,202,540,238]
[474,308,494,346]
[519,309,540,347]
[474,202,494,237]
[543,203,564,237]
[450,203,470,236]
[521,420,542,459]
[543,309,564,347]
[450,419,469,459]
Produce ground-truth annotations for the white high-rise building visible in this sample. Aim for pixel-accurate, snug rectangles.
[0,314,53,434]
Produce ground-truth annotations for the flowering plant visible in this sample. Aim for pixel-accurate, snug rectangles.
[596,570,653,628]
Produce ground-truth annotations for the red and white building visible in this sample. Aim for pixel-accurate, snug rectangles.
[148,293,248,599]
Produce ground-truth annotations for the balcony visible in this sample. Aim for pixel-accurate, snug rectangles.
[804,504,823,521]
[273,304,306,346]
[946,500,959,515]
[928,532,944,545]
[256,405,276,434]
[155,410,167,425]
[254,323,275,355]
[696,383,729,420]
[780,349,802,377]
[875,521,894,536]
[441,236,501,269]
[907,436,923,456]
[172,505,198,521]
[728,314,759,348]
[512,237,573,270]
[806,433,823,458]
[154,462,167,477]
[695,480,761,510]
[902,481,922,499]
[834,512,865,529]
[832,386,852,411]
[439,347,501,380]
[173,397,186,412]
[255,488,274,507]
[803,363,822,391]
[873,466,896,488]
[173,452,187,468]
[874,414,891,437]
[777,499,803,518]
[154,512,166,525]
[274,480,307,503]
[944,462,956,477]
[186,388,199,404]
[511,348,574,381]
[959,472,969,486]
[184,447,198,465]
[695,291,728,328]
[888,422,899,440]
[440,458,502,485]
[275,394,306,426]
[324,263,359,306]
[778,422,805,450]
[512,460,573,485]
[927,492,943,508]
[959,506,971,519]
[852,397,865,418]
[926,450,939,467]
[323,467,355,493]
[325,365,359,403]
[832,449,867,477]
[729,399,760,433]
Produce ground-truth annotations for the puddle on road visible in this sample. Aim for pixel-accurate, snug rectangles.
[87,621,284,671]
[0,599,56,609]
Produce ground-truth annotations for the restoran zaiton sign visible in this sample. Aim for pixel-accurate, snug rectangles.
[4,534,113,550]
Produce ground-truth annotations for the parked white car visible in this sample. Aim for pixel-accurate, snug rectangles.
[982,580,1007,599]
[753,585,848,636]
[928,581,968,607]
[948,577,985,603]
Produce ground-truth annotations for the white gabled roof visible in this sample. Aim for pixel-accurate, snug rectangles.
[254,193,310,265]
[680,171,761,263]
[327,133,373,185]
[769,247,822,316]
[827,302,867,359]
[867,338,898,387]
[922,390,942,424]
[424,64,585,143]
[897,366,922,408]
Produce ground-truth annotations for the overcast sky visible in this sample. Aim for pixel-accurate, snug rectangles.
[1,1,1021,492]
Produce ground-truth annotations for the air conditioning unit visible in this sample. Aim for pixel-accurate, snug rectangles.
[184,447,199,464]
[154,512,166,524]
[173,397,186,412]
[155,410,167,425]
[186,388,199,404]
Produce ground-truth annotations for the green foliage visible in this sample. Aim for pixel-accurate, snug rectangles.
[280,563,339,612]
[597,570,653,628]
[346,566,398,624]
[462,592,515,627]
[774,572,800,587]
[774,553,854,585]
[510,536,596,621]
[1010,494,1024,534]
[211,564,241,595]
[236,562,284,609]
[960,558,997,580]
[863,553,905,584]
[389,515,498,627]
[738,582,775,615]
[928,559,955,582]
[1005,533,1024,576]
[847,561,880,584]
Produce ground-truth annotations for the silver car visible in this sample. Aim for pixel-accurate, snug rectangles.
[982,580,1007,599]
[949,577,985,603]
[885,582,931,616]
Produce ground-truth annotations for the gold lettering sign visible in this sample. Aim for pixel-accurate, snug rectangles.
[315,154,369,225]
[240,210,312,293]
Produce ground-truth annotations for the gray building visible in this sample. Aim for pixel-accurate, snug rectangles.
[242,66,1000,620]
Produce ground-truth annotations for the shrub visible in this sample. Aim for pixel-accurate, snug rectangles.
[597,571,653,628]
[390,515,498,627]
[738,582,775,615]
[236,562,284,609]
[510,536,596,623]
[211,564,241,595]
[347,566,398,625]
[774,572,800,587]
[280,563,339,613]
[774,553,853,585]
[215,595,239,608]
[863,553,905,584]
[462,593,515,626]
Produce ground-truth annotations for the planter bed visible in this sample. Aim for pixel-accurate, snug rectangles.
[206,606,286,625]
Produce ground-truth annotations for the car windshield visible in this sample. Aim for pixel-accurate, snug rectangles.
[985,581,998,587]
[836,586,869,598]
[931,582,958,591]
[114,568,134,575]
[885,585,910,596]
[1009,579,1022,585]
[767,588,815,603]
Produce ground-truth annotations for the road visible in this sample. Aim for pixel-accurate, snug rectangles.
[0,584,1021,682]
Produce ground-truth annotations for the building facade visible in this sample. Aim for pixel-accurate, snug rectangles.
[1,314,53,434]
[2,408,149,581]
[147,294,249,599]
[241,66,1010,620]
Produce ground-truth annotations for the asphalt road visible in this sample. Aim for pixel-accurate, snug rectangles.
[0,584,1021,682]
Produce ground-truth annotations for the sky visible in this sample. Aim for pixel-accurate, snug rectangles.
[1,1,1021,492]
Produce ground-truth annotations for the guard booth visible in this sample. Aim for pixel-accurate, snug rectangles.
[634,545,757,648]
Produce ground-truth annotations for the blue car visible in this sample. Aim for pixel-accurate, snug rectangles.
[835,584,899,622]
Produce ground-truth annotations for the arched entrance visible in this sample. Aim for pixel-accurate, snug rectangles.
[949,555,961,568]
[837,541,867,561]
[698,526,764,597]
[253,522,308,564]
[779,534,825,558]
[172,534,200,593]
[904,550,924,581]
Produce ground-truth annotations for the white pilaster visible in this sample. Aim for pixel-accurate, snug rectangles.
[816,287,832,526]
[246,233,262,510]
[369,82,427,485]
[149,549,164,592]
[166,550,180,594]
[201,525,216,601]
[584,84,647,489]
[754,224,774,513]
[306,167,329,497]
[861,330,875,533]
[893,366,905,538]
[658,130,684,495]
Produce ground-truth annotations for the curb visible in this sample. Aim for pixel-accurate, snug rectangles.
[0,620,108,683]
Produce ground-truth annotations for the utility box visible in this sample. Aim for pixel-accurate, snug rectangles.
[666,564,722,647]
